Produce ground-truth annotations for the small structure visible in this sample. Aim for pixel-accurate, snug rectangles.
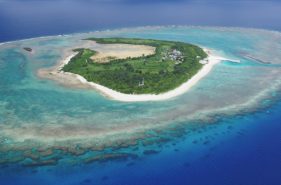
[138,78,144,86]
[165,49,184,64]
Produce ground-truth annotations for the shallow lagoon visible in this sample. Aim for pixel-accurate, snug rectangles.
[0,26,281,185]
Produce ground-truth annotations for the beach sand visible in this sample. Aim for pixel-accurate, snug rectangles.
[38,48,238,102]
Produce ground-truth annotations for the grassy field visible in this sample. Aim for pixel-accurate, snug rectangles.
[62,38,207,94]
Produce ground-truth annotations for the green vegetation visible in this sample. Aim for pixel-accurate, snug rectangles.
[62,38,207,94]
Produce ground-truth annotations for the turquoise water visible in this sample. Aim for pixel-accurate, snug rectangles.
[0,26,281,185]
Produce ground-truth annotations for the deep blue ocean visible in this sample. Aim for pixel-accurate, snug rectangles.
[0,1,281,185]
[1,94,281,185]
[1,0,281,42]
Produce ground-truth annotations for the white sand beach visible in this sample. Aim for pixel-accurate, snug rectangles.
[39,48,239,102]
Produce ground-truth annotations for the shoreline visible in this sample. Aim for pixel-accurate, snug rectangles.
[38,48,238,102]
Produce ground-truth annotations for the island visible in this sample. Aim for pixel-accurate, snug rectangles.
[62,38,207,94]
[38,37,231,101]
